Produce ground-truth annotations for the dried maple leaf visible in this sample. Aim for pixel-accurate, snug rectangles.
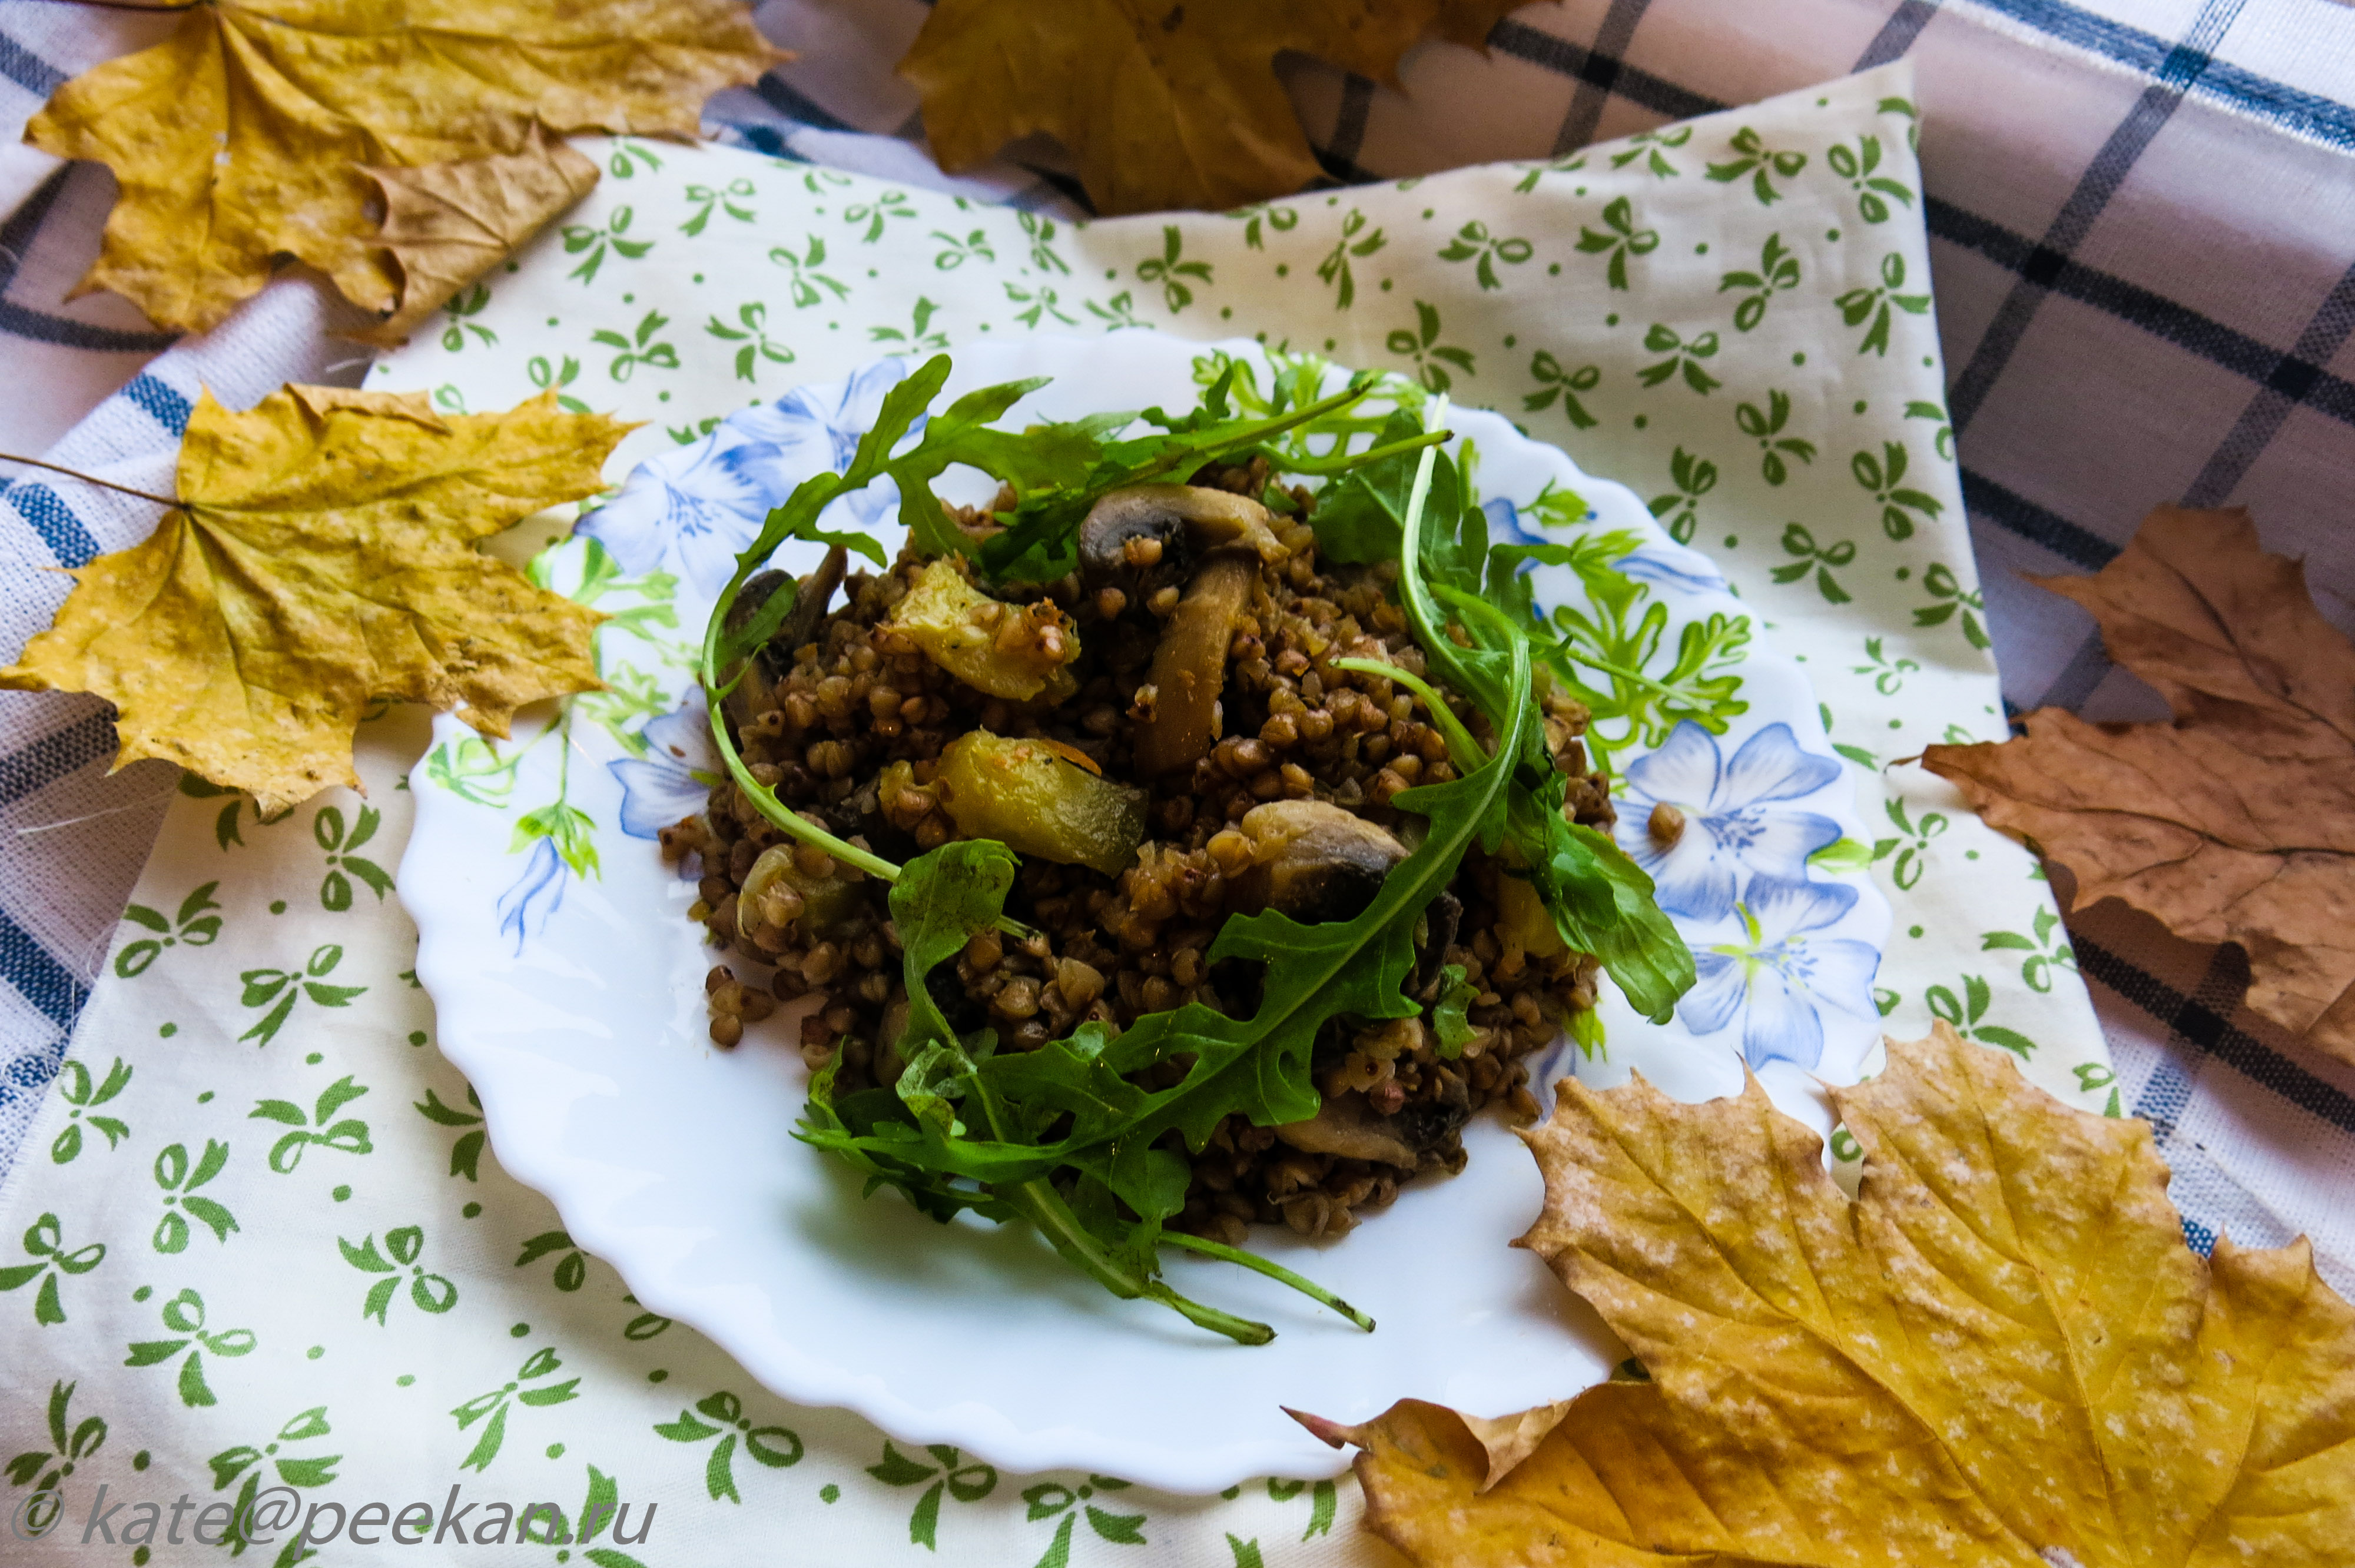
[25,0,780,334]
[351,126,603,348]
[1923,506,2355,1066]
[900,0,1528,215]
[1,386,628,812]
[1308,1022,2355,1566]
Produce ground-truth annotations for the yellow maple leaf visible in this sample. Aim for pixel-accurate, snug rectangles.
[1308,1024,2355,1565]
[25,0,780,334]
[1,386,630,813]
[900,0,1529,215]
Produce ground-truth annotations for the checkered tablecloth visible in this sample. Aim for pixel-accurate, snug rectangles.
[4,0,2351,1338]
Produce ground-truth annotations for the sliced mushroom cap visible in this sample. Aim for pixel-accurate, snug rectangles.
[1076,484,1283,591]
[775,543,849,656]
[1130,550,1258,775]
[719,569,790,724]
[719,547,849,725]
[1275,1091,1419,1168]
[1232,799,1409,924]
[725,567,791,641]
[1414,889,1464,996]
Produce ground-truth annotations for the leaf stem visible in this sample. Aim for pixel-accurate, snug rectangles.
[1273,427,1452,476]
[1331,656,1484,773]
[699,690,903,882]
[1123,377,1380,489]
[1159,1231,1375,1332]
[0,451,178,509]
[970,1081,1274,1345]
[699,675,1038,939]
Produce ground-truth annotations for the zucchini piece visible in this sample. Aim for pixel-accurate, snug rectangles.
[887,559,1078,701]
[936,730,1145,878]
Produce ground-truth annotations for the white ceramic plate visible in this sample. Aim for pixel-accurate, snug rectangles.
[399,333,1888,1490]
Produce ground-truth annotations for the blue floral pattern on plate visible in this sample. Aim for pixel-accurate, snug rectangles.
[496,836,566,953]
[608,695,718,842]
[1679,876,1880,1071]
[1611,542,1730,595]
[578,358,916,597]
[1612,722,1842,923]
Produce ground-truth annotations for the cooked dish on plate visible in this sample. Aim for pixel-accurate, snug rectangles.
[659,353,1694,1343]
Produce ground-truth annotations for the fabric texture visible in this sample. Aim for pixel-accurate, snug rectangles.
[0,0,2348,1559]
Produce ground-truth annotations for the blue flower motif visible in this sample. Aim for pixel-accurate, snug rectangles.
[1614,722,1841,922]
[576,426,774,599]
[576,358,918,599]
[1679,877,1879,1071]
[1612,543,1728,594]
[725,358,920,539]
[496,837,567,956]
[1481,495,1548,552]
[608,697,718,842]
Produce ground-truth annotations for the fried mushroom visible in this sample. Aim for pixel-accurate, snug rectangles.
[1230,799,1408,924]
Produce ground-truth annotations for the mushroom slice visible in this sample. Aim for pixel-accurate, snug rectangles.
[1395,1066,1473,1154]
[774,543,849,656]
[1076,484,1284,592]
[1414,889,1464,996]
[1232,799,1409,924]
[1275,1091,1418,1168]
[1130,550,1257,775]
[718,547,849,725]
[719,568,790,725]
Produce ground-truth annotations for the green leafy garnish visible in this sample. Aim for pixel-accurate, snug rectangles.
[695,351,1695,1341]
[1328,400,1693,1021]
[974,367,1448,584]
[1432,965,1480,1058]
[893,377,1111,560]
[797,639,1535,1343]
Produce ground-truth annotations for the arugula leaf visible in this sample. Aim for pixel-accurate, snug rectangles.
[1512,790,1690,1021]
[1375,400,1694,1022]
[796,841,1286,1344]
[887,839,1017,1134]
[1296,409,1458,566]
[1432,965,1480,1058]
[973,377,1398,584]
[794,839,1014,1223]
[890,378,1111,559]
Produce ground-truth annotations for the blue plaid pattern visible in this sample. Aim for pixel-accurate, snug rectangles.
[2,0,2353,1285]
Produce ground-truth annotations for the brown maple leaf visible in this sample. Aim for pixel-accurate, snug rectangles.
[1306,1022,2355,1566]
[899,0,1529,215]
[1,386,630,812]
[25,0,781,335]
[1922,506,2355,1065]
[351,126,603,348]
